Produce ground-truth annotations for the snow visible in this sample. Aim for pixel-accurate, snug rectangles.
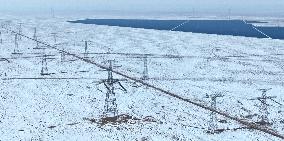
[0,15,284,141]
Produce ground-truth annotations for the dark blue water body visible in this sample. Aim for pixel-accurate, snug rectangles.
[68,19,284,40]
[70,19,186,30]
[257,26,284,39]
[173,20,266,38]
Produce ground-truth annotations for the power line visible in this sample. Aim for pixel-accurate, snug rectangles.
[170,20,190,31]
[251,26,272,39]
[3,26,284,140]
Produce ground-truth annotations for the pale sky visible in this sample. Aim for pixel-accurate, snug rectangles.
[0,0,283,16]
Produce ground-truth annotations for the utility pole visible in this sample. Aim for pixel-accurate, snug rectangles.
[142,55,149,80]
[249,88,276,126]
[207,92,224,134]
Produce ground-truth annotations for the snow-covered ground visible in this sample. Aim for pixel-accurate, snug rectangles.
[0,16,284,140]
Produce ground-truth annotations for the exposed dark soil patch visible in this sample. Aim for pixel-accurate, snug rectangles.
[85,114,159,125]
[48,125,57,129]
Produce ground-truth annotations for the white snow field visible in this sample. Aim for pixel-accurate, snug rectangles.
[0,16,284,141]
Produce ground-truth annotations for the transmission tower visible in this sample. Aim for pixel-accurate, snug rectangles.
[228,8,232,20]
[96,60,127,117]
[18,23,23,40]
[13,34,19,54]
[142,55,149,80]
[84,41,88,59]
[33,27,39,48]
[40,49,49,76]
[192,8,196,18]
[207,92,224,134]
[0,31,2,44]
[33,27,37,40]
[250,88,276,125]
[51,8,55,18]
[103,60,118,117]
[51,33,57,44]
[61,47,66,62]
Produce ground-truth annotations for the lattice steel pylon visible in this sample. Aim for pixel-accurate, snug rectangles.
[228,8,232,20]
[18,23,23,40]
[84,41,88,59]
[51,33,57,44]
[40,49,48,75]
[207,92,224,133]
[0,31,2,44]
[103,60,118,117]
[142,55,149,80]
[33,27,39,48]
[14,34,19,53]
[51,8,55,18]
[97,60,127,117]
[250,88,276,125]
[259,89,269,125]
[60,47,66,62]
[33,27,37,40]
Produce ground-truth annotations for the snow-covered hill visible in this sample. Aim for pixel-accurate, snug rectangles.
[0,16,284,141]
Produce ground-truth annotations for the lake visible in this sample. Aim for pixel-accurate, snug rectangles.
[69,19,284,40]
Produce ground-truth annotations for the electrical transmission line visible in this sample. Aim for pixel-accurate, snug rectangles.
[2,26,284,140]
